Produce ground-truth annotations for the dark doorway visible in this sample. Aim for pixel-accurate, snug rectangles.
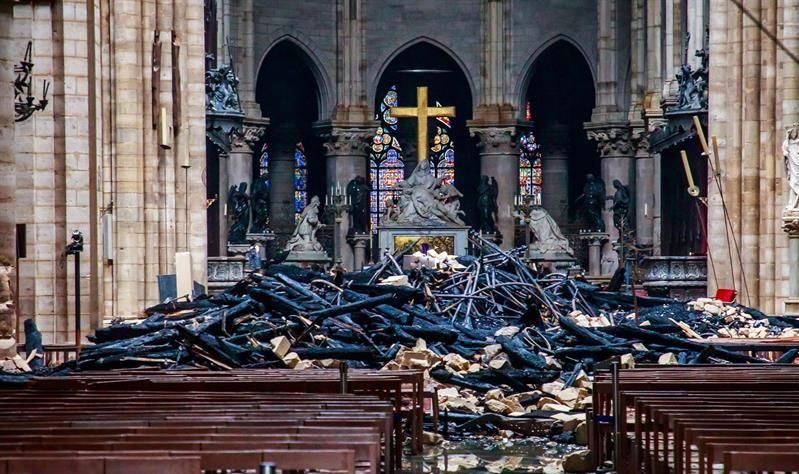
[374,42,477,226]
[524,40,597,233]
[256,41,323,241]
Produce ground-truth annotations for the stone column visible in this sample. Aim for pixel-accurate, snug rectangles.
[333,0,371,123]
[0,2,15,334]
[223,121,266,252]
[470,126,518,248]
[236,0,258,116]
[586,124,636,245]
[316,123,373,270]
[579,233,609,276]
[268,125,299,239]
[350,234,370,271]
[633,128,654,246]
[783,215,799,316]
[539,123,569,225]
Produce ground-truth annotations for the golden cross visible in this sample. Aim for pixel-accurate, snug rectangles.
[390,86,456,162]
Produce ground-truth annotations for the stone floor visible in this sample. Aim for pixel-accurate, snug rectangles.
[400,436,585,473]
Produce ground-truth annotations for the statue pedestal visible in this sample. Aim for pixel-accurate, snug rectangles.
[377,225,470,256]
[227,243,249,256]
[578,231,609,276]
[227,232,276,269]
[641,256,707,301]
[478,231,502,245]
[784,299,799,317]
[348,233,371,271]
[284,250,331,269]
[527,250,578,273]
[207,256,246,294]
[783,210,799,316]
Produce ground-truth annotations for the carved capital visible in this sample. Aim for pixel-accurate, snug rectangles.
[585,123,634,158]
[470,126,518,153]
[631,127,651,155]
[230,123,266,152]
[318,126,373,156]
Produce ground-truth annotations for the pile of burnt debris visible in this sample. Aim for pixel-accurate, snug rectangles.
[4,235,798,445]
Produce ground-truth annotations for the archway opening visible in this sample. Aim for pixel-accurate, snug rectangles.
[256,40,324,240]
[524,40,597,232]
[372,42,477,235]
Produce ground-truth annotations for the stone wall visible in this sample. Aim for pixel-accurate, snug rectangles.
[707,0,799,313]
[8,0,208,344]
[0,3,15,332]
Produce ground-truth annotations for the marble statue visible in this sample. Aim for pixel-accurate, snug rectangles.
[477,175,499,234]
[581,173,606,232]
[783,124,799,210]
[601,248,620,275]
[610,179,631,232]
[383,160,465,226]
[528,206,574,256]
[347,176,371,234]
[285,195,324,252]
[227,182,250,244]
[249,174,270,234]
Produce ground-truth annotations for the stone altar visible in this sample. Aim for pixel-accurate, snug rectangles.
[377,225,470,256]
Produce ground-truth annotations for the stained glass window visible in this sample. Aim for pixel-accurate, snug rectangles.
[369,86,404,231]
[519,131,542,206]
[259,142,270,179]
[294,143,307,222]
[430,124,455,185]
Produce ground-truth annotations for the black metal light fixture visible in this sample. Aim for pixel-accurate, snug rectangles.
[65,230,83,352]
[14,41,50,123]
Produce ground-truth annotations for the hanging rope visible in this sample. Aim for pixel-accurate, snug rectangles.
[691,117,751,305]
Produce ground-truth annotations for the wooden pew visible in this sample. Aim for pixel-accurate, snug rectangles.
[0,383,394,473]
[591,365,799,474]
[0,456,200,474]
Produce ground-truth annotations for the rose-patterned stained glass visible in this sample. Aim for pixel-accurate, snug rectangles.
[294,143,307,222]
[430,125,455,185]
[519,131,542,206]
[370,86,404,231]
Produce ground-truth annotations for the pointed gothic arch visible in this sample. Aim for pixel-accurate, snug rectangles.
[370,41,478,238]
[255,39,325,238]
[520,38,597,229]
[515,35,596,117]
[256,34,333,120]
[370,37,477,112]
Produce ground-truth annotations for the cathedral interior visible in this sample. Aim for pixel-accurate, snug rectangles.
[3,1,799,473]
[0,0,797,341]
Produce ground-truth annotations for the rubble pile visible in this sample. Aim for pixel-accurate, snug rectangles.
[4,234,798,452]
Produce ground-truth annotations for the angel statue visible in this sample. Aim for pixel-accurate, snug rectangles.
[285,196,324,252]
[784,124,799,210]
